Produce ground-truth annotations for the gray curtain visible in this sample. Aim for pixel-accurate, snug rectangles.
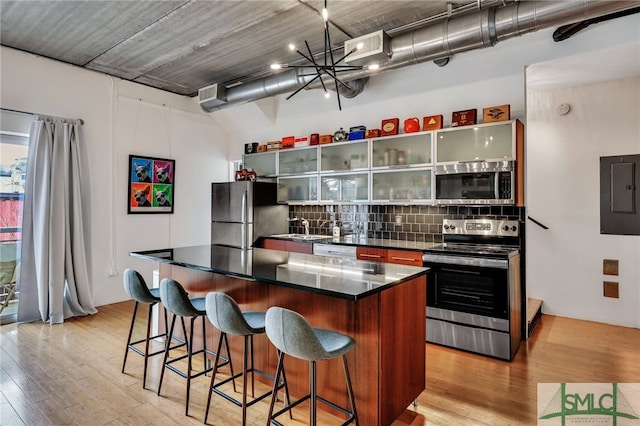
[18,116,97,323]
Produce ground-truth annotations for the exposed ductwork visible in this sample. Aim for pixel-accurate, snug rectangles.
[199,0,640,112]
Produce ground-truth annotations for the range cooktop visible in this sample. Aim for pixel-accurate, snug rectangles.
[424,218,522,259]
[426,243,519,258]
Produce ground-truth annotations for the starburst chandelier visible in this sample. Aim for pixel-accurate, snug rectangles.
[270,0,379,110]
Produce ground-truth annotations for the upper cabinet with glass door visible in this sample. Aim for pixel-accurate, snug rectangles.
[371,132,432,169]
[320,172,369,203]
[277,175,318,204]
[372,168,432,203]
[435,120,518,164]
[243,151,276,177]
[320,140,368,173]
[278,146,318,175]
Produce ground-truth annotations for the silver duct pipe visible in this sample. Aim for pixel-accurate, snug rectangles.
[219,67,367,106]
[202,0,639,112]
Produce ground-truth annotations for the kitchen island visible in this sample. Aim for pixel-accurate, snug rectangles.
[130,245,428,425]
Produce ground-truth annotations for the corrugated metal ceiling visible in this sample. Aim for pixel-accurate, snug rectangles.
[0,0,498,96]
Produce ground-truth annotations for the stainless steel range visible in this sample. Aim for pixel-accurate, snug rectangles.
[423,218,522,360]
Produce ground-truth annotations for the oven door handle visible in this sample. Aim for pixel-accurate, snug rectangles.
[422,254,508,269]
[441,267,482,275]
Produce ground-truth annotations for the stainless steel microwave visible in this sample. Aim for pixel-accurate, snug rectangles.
[435,161,515,205]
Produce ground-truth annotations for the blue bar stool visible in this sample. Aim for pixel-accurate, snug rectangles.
[204,292,289,425]
[265,306,358,426]
[157,278,229,416]
[121,268,169,389]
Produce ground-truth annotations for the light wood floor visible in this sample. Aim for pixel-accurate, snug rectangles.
[1,301,638,426]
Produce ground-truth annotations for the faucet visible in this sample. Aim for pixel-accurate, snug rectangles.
[286,216,309,236]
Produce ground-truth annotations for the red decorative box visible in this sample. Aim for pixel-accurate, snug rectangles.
[281,136,295,149]
[381,118,399,136]
[319,134,333,144]
[294,136,309,147]
[423,115,444,131]
[451,109,477,127]
[366,129,380,138]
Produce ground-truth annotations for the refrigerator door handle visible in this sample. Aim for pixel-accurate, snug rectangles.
[241,190,247,223]
[241,190,248,247]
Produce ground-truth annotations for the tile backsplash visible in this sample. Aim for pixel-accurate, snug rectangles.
[288,204,524,243]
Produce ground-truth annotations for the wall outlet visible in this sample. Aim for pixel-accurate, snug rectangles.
[603,259,619,276]
[395,215,402,226]
[603,281,619,298]
[333,226,341,238]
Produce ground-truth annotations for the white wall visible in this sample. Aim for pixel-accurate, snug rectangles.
[526,75,640,328]
[0,47,227,307]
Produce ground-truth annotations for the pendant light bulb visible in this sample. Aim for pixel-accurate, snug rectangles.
[288,43,296,51]
[324,91,330,99]
[270,64,282,70]
[322,8,328,21]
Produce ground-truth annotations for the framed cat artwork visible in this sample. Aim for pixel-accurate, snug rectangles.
[127,155,175,214]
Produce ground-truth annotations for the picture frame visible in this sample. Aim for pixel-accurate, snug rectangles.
[127,154,175,214]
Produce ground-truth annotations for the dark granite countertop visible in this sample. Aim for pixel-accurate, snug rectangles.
[259,235,519,258]
[129,245,428,301]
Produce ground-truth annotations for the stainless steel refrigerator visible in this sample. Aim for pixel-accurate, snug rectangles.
[211,181,288,248]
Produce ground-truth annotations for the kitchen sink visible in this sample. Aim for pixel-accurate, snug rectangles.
[271,234,333,241]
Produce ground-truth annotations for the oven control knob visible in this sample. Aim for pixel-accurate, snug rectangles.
[443,224,450,230]
[511,226,518,232]
[450,224,455,230]
[503,225,510,231]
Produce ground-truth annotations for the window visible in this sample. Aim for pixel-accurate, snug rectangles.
[0,112,31,323]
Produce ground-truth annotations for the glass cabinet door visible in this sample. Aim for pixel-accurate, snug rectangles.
[278,147,318,175]
[371,132,432,168]
[320,141,368,172]
[320,173,368,202]
[277,176,318,203]
[243,152,276,177]
[436,120,515,163]
[372,169,432,202]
